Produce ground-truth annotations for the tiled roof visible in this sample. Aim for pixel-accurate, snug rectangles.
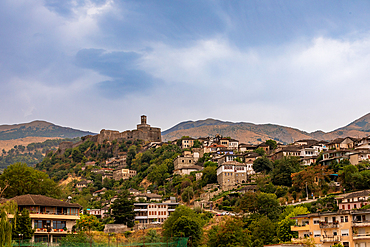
[2,194,81,208]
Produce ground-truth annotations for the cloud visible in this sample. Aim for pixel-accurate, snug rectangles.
[139,34,370,131]
[74,48,160,97]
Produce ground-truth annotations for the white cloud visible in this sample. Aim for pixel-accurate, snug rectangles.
[140,34,370,132]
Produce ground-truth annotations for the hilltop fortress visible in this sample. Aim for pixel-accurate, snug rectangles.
[58,116,161,152]
[93,115,161,144]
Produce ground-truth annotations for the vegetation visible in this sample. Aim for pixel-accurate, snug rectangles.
[0,163,61,198]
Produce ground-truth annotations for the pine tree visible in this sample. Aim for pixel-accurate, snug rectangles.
[110,190,135,227]
[12,209,35,240]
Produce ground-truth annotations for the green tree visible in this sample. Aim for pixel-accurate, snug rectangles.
[0,163,61,198]
[253,157,273,174]
[126,146,137,168]
[181,187,194,203]
[199,166,217,187]
[265,140,277,150]
[147,159,171,185]
[271,156,301,187]
[277,206,310,242]
[0,200,17,247]
[163,205,203,246]
[75,214,103,232]
[239,192,281,221]
[145,229,161,243]
[207,217,250,247]
[110,190,135,227]
[72,149,84,163]
[254,148,266,156]
[250,216,276,246]
[12,209,35,240]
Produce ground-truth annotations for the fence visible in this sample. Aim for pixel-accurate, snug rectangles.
[12,238,189,247]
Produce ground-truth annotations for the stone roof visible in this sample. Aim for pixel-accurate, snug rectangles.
[2,194,81,208]
[340,190,370,200]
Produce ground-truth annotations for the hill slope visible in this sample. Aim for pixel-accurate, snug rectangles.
[0,120,95,140]
[162,114,370,144]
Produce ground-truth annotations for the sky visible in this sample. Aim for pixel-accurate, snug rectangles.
[1,0,370,133]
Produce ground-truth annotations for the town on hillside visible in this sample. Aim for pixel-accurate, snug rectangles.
[2,115,370,247]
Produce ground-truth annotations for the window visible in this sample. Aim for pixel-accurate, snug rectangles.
[313,230,321,237]
[343,242,349,247]
[341,229,349,236]
[53,221,66,230]
[345,216,348,222]
[342,205,345,210]
[354,204,357,209]
[313,218,319,224]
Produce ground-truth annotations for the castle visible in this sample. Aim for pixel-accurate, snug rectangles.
[59,116,161,153]
[92,115,161,144]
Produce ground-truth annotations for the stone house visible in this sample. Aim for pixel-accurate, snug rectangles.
[217,161,248,190]
[173,151,203,175]
[113,169,137,181]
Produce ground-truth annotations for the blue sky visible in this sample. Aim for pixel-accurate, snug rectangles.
[1,0,370,133]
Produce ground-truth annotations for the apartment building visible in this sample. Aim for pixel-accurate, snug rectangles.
[291,209,370,247]
[134,202,179,225]
[336,190,370,210]
[113,169,137,181]
[217,161,248,190]
[2,194,81,243]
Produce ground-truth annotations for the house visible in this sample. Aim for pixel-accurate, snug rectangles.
[349,149,370,165]
[291,209,370,247]
[93,188,106,197]
[113,169,137,181]
[272,146,302,161]
[134,202,179,225]
[320,149,353,166]
[217,161,248,190]
[336,190,370,210]
[219,138,239,150]
[238,143,258,152]
[173,151,203,175]
[293,139,319,146]
[135,192,162,202]
[180,137,195,149]
[102,173,113,181]
[75,180,93,191]
[327,137,357,150]
[1,194,81,243]
[87,208,109,219]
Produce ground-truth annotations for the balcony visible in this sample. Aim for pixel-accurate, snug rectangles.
[291,238,308,243]
[291,224,310,231]
[319,222,339,229]
[352,220,370,227]
[30,213,79,220]
[320,236,341,242]
[35,228,70,234]
[134,209,148,212]
[353,234,370,240]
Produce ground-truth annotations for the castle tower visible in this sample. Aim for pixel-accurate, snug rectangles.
[141,115,147,125]
[137,115,150,129]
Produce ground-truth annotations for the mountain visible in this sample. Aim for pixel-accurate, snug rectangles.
[162,114,370,144]
[0,120,95,141]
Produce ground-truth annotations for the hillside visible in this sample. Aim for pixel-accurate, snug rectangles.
[162,113,370,144]
[0,120,95,140]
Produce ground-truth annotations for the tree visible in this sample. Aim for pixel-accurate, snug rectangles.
[75,214,103,232]
[0,163,61,198]
[254,148,266,156]
[265,140,277,150]
[253,157,273,174]
[239,192,281,221]
[0,200,17,247]
[72,148,84,163]
[110,190,135,227]
[12,209,35,240]
[145,229,161,243]
[163,205,203,245]
[126,146,137,168]
[181,187,194,203]
[147,159,171,185]
[199,166,217,187]
[207,217,250,247]
[277,206,310,242]
[250,216,277,247]
[271,156,301,187]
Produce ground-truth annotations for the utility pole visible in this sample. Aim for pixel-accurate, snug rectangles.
[306,182,308,200]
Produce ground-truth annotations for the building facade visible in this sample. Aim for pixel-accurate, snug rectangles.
[3,194,81,243]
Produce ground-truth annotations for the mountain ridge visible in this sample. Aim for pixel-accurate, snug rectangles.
[162,113,370,144]
[0,120,96,141]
